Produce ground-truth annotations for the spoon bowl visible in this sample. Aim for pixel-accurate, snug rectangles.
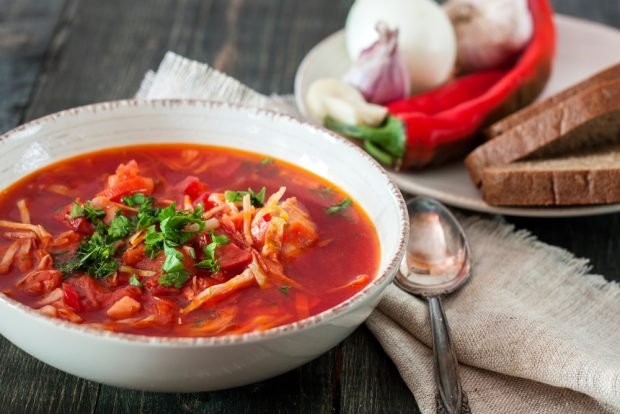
[396,197,471,296]
[395,196,472,414]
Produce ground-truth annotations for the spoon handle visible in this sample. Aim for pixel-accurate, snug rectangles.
[429,296,465,414]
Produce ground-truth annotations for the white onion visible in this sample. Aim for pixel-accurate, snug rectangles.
[345,0,457,92]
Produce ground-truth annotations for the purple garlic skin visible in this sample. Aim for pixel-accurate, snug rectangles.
[344,23,411,105]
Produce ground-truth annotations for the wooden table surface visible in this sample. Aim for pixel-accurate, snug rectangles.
[1,1,619,413]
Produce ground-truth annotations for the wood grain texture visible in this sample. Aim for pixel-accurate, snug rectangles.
[24,0,354,122]
[0,0,65,133]
[94,349,338,414]
[0,307,99,411]
[341,328,420,414]
[1,0,619,413]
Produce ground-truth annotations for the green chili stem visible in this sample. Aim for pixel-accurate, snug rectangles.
[324,116,405,166]
[363,140,393,166]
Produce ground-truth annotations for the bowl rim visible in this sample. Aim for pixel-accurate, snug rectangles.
[0,98,409,347]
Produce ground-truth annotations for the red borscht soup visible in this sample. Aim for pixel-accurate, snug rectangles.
[0,145,379,337]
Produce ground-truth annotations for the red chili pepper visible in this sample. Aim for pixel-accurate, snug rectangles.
[327,0,555,169]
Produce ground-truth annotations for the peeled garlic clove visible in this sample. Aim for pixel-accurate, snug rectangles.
[305,78,388,127]
[322,96,360,126]
[356,102,389,127]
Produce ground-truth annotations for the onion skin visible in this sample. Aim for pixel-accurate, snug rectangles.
[343,23,411,105]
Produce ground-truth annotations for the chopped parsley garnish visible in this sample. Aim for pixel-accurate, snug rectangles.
[122,193,148,207]
[158,244,189,288]
[69,201,105,222]
[211,232,230,245]
[144,225,165,257]
[325,198,352,215]
[260,157,273,166]
[121,193,161,229]
[58,231,119,278]
[225,187,267,207]
[195,231,230,273]
[108,214,132,239]
[158,203,205,245]
[135,196,161,229]
[141,202,206,286]
[61,197,209,288]
[279,285,291,295]
[129,275,142,287]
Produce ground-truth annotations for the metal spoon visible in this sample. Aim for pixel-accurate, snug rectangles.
[395,197,472,414]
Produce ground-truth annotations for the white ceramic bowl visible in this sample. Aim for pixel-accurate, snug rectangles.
[0,100,408,392]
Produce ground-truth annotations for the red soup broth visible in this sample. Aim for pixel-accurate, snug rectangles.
[0,144,380,337]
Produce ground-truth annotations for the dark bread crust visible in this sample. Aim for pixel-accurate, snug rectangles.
[485,63,620,139]
[465,79,620,186]
[482,167,620,206]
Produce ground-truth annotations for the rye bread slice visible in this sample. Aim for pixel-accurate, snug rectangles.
[485,63,620,139]
[465,78,620,186]
[481,147,620,206]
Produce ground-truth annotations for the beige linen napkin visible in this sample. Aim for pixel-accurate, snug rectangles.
[137,52,620,413]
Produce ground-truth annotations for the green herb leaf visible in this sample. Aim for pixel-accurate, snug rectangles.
[69,202,84,219]
[133,196,160,229]
[162,244,185,273]
[260,157,273,166]
[279,285,291,295]
[158,270,189,288]
[144,225,165,257]
[58,231,118,278]
[325,198,352,215]
[108,214,132,240]
[158,202,205,246]
[69,201,105,222]
[129,275,142,287]
[224,191,242,203]
[158,203,177,221]
[224,187,267,207]
[195,231,229,273]
[248,187,266,207]
[211,233,229,245]
[158,244,190,288]
[57,258,80,275]
[122,193,147,207]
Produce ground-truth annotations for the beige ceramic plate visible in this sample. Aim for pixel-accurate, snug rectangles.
[294,15,620,217]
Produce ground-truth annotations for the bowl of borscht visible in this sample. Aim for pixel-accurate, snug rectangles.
[0,100,408,391]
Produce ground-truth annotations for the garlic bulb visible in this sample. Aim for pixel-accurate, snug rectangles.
[343,23,411,105]
[444,0,533,72]
[305,78,388,127]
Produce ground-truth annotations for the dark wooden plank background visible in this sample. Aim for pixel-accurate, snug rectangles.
[1,1,619,413]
